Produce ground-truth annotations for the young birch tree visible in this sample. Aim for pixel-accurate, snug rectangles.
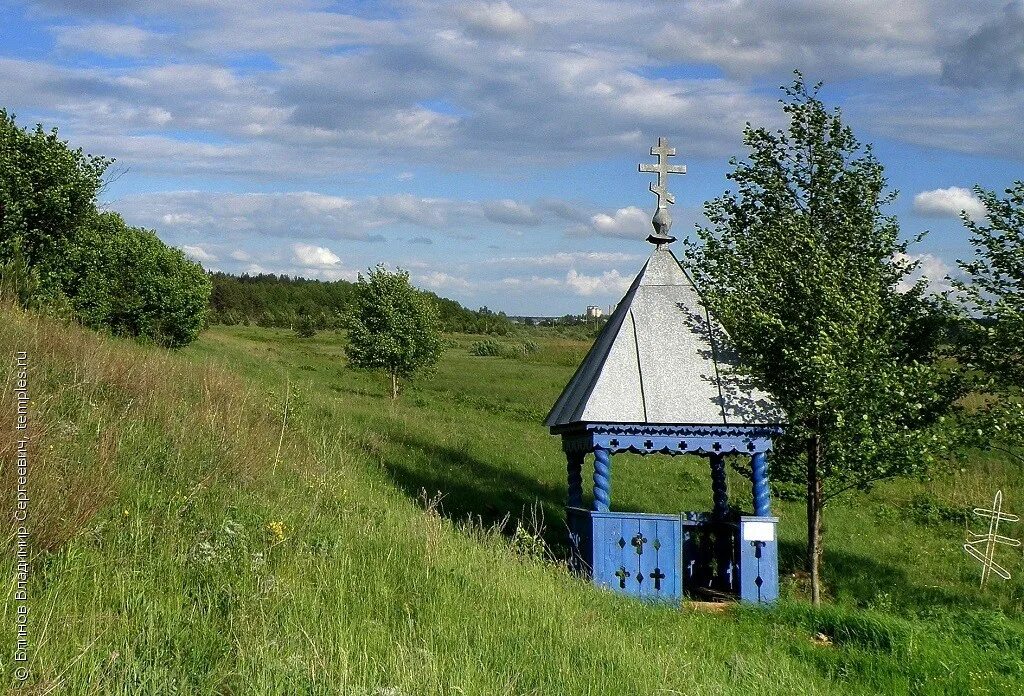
[345,265,444,401]
[955,182,1024,385]
[953,182,1024,441]
[684,75,962,605]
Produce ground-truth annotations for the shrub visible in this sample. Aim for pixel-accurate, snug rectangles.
[0,241,40,308]
[468,338,502,356]
[55,212,211,347]
[469,338,540,359]
[294,315,318,338]
[0,110,210,347]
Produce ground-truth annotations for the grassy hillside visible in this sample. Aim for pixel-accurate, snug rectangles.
[3,309,1024,694]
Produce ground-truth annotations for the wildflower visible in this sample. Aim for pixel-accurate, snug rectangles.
[267,520,286,542]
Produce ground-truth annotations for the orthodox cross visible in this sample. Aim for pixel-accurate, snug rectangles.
[963,489,1021,587]
[638,136,686,245]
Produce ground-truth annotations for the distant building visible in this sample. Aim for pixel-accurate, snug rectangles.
[585,305,603,319]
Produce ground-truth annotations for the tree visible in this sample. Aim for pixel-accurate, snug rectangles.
[345,265,444,400]
[0,110,210,347]
[952,182,1024,446]
[0,109,109,278]
[56,212,211,347]
[954,182,1024,387]
[683,75,962,605]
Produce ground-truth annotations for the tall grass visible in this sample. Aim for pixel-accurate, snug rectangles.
[2,311,1023,694]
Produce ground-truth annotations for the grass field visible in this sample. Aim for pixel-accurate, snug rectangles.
[4,308,1024,694]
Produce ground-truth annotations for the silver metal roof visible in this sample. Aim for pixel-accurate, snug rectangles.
[545,247,783,428]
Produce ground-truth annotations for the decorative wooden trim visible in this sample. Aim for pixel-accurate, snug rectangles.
[559,422,779,456]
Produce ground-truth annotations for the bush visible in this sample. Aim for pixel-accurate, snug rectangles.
[1,110,210,347]
[55,212,211,347]
[0,241,40,308]
[294,315,318,338]
[468,338,503,356]
[468,338,540,359]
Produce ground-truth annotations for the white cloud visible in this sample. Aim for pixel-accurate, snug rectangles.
[120,190,597,243]
[458,2,533,36]
[121,190,382,241]
[416,271,473,291]
[378,194,452,229]
[484,251,643,267]
[894,252,954,294]
[588,206,650,239]
[913,186,986,220]
[565,269,632,296]
[292,243,340,267]
[482,199,540,225]
[498,275,563,289]
[54,22,166,57]
[229,249,251,261]
[15,0,1019,176]
[652,0,942,80]
[180,244,216,262]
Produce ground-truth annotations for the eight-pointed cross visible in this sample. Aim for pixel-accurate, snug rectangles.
[638,137,686,211]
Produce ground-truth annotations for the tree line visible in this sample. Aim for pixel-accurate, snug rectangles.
[209,271,517,336]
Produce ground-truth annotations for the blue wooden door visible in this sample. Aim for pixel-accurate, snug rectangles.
[636,517,680,600]
[589,512,682,601]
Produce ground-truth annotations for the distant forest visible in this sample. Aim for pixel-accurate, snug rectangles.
[208,272,516,335]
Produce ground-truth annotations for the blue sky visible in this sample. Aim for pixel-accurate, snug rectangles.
[3,1,1023,314]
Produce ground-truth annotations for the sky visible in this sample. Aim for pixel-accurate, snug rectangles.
[2,1,1023,315]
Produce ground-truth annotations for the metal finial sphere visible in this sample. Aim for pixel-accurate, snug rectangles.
[638,136,686,246]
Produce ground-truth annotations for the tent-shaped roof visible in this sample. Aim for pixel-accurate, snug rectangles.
[545,246,782,429]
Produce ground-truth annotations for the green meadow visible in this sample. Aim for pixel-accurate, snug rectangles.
[3,308,1024,695]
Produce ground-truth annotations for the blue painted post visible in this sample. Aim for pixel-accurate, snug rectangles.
[739,516,779,603]
[751,451,771,517]
[709,452,732,590]
[593,447,611,512]
[709,453,729,520]
[566,451,584,508]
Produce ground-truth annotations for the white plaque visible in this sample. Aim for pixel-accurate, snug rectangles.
[744,521,775,542]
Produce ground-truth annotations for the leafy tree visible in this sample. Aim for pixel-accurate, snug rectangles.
[952,182,1024,446]
[0,109,109,280]
[345,265,444,400]
[684,75,963,604]
[0,110,210,346]
[55,212,211,347]
[954,182,1024,387]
